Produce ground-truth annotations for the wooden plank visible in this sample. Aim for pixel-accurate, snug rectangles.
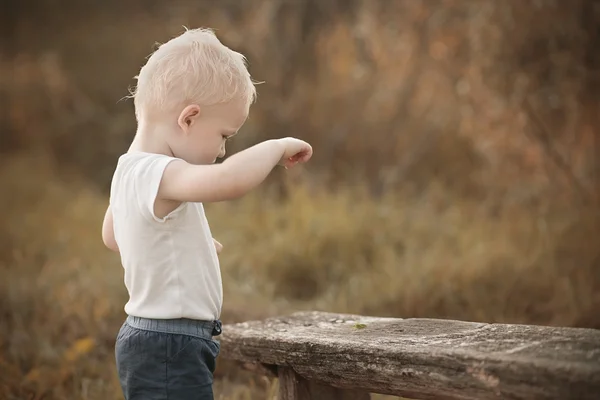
[219,311,600,400]
[279,367,311,400]
[278,367,370,400]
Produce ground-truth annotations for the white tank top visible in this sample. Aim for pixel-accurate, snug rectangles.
[109,151,222,321]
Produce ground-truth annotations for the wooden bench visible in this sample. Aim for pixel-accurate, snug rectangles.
[219,311,600,400]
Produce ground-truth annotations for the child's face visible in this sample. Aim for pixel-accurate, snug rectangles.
[175,99,249,165]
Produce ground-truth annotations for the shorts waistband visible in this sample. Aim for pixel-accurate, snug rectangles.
[126,316,222,340]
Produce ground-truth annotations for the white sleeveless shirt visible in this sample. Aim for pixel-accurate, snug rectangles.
[109,151,222,321]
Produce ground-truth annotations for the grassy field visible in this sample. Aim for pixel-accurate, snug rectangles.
[1,150,598,399]
[2,2,598,398]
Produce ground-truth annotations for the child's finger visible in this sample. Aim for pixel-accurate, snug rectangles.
[285,158,297,168]
[291,150,311,163]
[295,152,310,163]
[299,152,311,162]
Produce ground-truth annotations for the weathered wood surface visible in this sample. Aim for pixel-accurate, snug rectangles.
[278,367,370,400]
[220,311,600,400]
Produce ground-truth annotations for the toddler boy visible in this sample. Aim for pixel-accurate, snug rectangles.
[101,27,312,400]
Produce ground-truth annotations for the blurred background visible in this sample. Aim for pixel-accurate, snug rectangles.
[2,0,599,399]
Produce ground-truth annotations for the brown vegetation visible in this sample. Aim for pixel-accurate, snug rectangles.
[1,1,599,399]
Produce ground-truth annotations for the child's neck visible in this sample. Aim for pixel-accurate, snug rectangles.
[129,120,175,156]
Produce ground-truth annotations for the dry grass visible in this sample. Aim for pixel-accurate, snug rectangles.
[1,151,598,399]
[2,3,599,398]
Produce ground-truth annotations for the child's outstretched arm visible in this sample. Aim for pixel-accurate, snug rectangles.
[158,137,312,204]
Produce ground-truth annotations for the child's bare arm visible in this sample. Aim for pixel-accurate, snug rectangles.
[158,138,312,203]
[102,206,120,252]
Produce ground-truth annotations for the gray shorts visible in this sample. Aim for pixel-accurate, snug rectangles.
[115,315,222,400]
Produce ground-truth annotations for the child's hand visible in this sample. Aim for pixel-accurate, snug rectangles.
[213,238,223,254]
[278,138,313,169]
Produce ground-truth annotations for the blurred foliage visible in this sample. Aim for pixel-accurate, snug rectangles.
[1,0,599,399]
[3,0,599,200]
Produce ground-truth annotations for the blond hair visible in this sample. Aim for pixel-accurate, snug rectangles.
[131,27,257,121]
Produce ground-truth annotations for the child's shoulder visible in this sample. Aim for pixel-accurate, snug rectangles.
[110,152,184,219]
[111,151,178,190]
[115,151,178,174]
[118,150,175,164]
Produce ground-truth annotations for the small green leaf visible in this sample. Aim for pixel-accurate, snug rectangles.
[354,323,367,329]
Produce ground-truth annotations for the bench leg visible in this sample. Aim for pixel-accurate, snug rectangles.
[278,367,370,400]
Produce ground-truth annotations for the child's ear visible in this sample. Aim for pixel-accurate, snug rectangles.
[177,104,201,133]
